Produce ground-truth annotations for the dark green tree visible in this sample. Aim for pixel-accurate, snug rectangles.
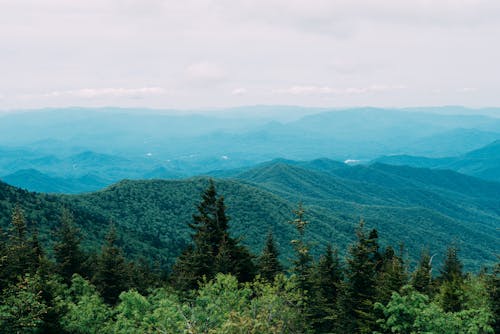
[339,220,381,334]
[411,248,434,295]
[289,203,313,292]
[438,246,465,313]
[171,180,255,291]
[309,244,343,333]
[53,209,84,284]
[0,207,39,289]
[376,246,408,305]
[93,224,130,304]
[487,260,500,333]
[257,231,283,281]
[440,245,463,282]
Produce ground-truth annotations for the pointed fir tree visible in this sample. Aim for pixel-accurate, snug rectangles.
[309,244,343,333]
[0,207,39,289]
[376,245,408,305]
[93,224,130,304]
[257,231,283,281]
[53,208,85,283]
[339,220,381,334]
[171,180,255,291]
[439,245,463,282]
[289,203,313,293]
[438,245,465,312]
[411,248,434,295]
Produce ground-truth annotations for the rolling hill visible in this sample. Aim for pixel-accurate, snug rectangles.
[376,140,500,182]
[230,161,500,268]
[1,158,498,271]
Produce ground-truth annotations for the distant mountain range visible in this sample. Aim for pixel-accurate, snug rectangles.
[1,106,500,193]
[375,140,500,182]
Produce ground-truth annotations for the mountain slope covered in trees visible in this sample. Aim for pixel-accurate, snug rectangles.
[376,140,500,182]
[1,159,499,270]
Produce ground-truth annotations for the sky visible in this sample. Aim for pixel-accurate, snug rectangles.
[1,0,500,110]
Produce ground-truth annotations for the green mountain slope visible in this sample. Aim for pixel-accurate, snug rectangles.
[1,158,498,271]
[232,161,500,269]
[1,169,109,194]
[376,140,500,182]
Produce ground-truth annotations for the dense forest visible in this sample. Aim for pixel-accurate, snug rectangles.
[0,181,498,333]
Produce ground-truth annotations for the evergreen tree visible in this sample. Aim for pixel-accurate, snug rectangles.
[289,203,313,293]
[309,244,343,333]
[93,224,130,304]
[287,203,316,329]
[376,246,408,305]
[171,180,255,291]
[411,248,433,295]
[0,207,39,289]
[257,231,283,281]
[339,220,381,333]
[487,260,500,333]
[53,209,84,283]
[438,246,465,313]
[440,245,463,282]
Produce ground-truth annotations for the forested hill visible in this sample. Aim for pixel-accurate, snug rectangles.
[376,140,500,182]
[1,159,499,270]
[229,161,500,268]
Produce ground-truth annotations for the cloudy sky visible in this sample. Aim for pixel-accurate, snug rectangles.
[1,0,499,109]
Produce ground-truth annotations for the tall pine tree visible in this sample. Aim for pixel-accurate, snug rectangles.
[411,248,434,295]
[438,245,465,312]
[257,231,283,281]
[289,203,313,293]
[170,180,255,291]
[53,209,84,283]
[93,224,130,304]
[309,244,343,333]
[0,207,39,289]
[339,220,381,334]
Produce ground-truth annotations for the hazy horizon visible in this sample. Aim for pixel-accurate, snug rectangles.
[1,1,499,109]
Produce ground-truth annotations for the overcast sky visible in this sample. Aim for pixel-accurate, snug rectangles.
[1,0,499,110]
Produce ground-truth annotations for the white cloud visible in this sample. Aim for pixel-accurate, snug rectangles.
[21,87,168,99]
[458,87,478,93]
[274,84,405,96]
[231,88,247,96]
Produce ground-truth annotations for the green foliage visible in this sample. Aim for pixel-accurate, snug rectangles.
[0,207,41,290]
[411,248,434,295]
[219,274,310,333]
[105,274,309,333]
[257,231,283,281]
[340,220,381,333]
[0,171,497,333]
[376,285,494,334]
[438,246,465,312]
[53,208,84,283]
[92,225,131,304]
[376,246,408,305]
[0,273,47,333]
[289,203,313,293]
[486,261,500,333]
[57,275,111,334]
[308,244,343,333]
[171,181,255,291]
